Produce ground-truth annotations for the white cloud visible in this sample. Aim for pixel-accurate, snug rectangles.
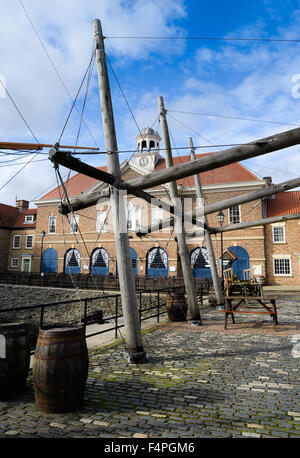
[0,0,186,206]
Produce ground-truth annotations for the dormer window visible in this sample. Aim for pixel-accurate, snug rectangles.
[25,215,34,223]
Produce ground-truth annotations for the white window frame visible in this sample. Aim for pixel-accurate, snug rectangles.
[228,205,241,225]
[11,258,19,268]
[25,215,34,223]
[48,216,56,233]
[13,235,21,249]
[25,235,33,249]
[96,211,106,233]
[272,255,292,276]
[127,204,142,231]
[272,223,286,243]
[70,214,79,233]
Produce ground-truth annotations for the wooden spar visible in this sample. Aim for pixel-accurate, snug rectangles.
[56,125,300,216]
[120,126,300,190]
[188,137,224,307]
[133,175,300,236]
[213,211,300,233]
[50,148,173,215]
[58,190,111,214]
[185,211,300,239]
[0,141,99,151]
[94,19,145,363]
[159,96,201,323]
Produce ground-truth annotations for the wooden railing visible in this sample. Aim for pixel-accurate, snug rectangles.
[0,271,212,294]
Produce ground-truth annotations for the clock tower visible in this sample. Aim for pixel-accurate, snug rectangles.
[133,127,162,171]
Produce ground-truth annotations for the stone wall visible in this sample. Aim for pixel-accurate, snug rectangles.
[0,285,162,350]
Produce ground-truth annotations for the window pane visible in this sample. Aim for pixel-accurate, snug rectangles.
[96,212,106,232]
[48,216,56,233]
[11,258,18,267]
[229,206,240,224]
[26,236,33,248]
[273,226,284,242]
[13,235,21,248]
[70,214,79,233]
[274,258,290,275]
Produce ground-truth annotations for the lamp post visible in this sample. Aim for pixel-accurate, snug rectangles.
[40,230,45,274]
[217,211,225,289]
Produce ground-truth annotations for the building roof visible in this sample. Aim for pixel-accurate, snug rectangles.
[267,191,300,217]
[0,203,19,228]
[41,166,108,200]
[155,153,259,187]
[0,204,36,229]
[39,153,259,201]
[12,208,37,229]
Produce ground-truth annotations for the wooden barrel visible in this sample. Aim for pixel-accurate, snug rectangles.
[166,293,187,322]
[32,326,89,413]
[0,323,30,400]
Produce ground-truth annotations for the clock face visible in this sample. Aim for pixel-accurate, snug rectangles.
[139,156,149,167]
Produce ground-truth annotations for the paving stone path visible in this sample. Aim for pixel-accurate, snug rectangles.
[0,293,299,438]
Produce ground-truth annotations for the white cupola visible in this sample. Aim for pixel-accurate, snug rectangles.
[133,128,162,171]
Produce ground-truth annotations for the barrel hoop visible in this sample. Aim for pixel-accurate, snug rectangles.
[34,350,87,360]
[38,328,84,338]
[37,336,85,345]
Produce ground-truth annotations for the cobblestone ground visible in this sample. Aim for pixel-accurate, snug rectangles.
[0,293,299,438]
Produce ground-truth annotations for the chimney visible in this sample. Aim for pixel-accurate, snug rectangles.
[16,199,29,211]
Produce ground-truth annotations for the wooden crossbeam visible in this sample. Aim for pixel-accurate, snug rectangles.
[0,141,99,151]
[125,127,300,190]
[213,211,300,233]
[136,175,300,236]
[49,148,174,215]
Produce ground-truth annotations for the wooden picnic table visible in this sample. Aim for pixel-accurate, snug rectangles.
[222,296,278,330]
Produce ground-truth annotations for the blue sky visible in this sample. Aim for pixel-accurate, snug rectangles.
[1,0,300,206]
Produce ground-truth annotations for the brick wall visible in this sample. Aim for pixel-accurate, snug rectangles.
[265,219,300,286]
[0,228,10,271]
[33,182,267,280]
[7,228,35,272]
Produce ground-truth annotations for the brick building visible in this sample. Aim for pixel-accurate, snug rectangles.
[265,191,300,286]
[32,128,270,281]
[0,200,37,272]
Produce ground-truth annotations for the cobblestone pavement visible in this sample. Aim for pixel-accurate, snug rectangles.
[0,294,299,438]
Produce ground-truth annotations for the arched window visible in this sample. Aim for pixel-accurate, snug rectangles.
[64,248,81,274]
[90,248,109,275]
[146,247,168,276]
[141,140,147,152]
[149,140,155,150]
[190,247,211,278]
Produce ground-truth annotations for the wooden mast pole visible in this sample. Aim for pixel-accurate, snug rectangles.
[94,19,146,363]
[158,96,201,323]
[188,137,224,308]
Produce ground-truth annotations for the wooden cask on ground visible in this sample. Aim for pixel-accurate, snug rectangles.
[32,326,89,413]
[0,323,30,400]
[166,292,188,322]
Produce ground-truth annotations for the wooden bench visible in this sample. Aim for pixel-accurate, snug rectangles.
[221,296,278,330]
